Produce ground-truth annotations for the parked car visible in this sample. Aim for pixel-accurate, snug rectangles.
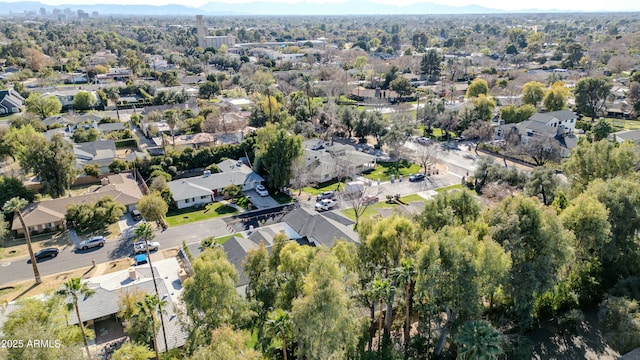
[131,209,143,221]
[317,191,336,200]
[409,173,426,182]
[255,184,269,197]
[34,247,59,261]
[362,195,379,205]
[133,241,160,254]
[134,254,148,266]
[417,137,430,144]
[77,236,105,250]
[315,199,337,211]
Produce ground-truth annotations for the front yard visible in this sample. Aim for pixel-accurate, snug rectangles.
[341,193,428,221]
[301,179,346,195]
[362,161,422,182]
[165,202,237,227]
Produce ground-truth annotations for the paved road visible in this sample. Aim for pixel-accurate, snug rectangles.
[0,217,232,287]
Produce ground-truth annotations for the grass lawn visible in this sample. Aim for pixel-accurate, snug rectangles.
[235,196,253,210]
[435,184,464,193]
[165,203,238,227]
[301,179,345,195]
[271,192,294,204]
[214,233,242,245]
[341,193,429,221]
[610,118,640,130]
[363,161,422,182]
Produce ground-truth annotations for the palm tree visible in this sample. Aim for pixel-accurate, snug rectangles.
[298,73,315,116]
[135,294,167,360]
[163,109,178,146]
[104,87,121,120]
[3,197,40,284]
[392,258,417,359]
[57,278,95,359]
[454,320,504,360]
[133,222,169,353]
[265,309,292,360]
[368,277,393,352]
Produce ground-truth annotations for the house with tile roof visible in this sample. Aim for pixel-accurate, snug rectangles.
[11,173,143,235]
[167,159,264,209]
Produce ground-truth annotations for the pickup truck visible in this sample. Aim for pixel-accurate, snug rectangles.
[133,241,160,254]
[315,199,337,211]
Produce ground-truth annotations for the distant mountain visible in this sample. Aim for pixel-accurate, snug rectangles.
[0,0,502,16]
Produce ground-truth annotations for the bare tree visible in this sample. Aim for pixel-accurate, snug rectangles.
[520,137,562,166]
[414,143,441,175]
[343,184,382,229]
[290,157,314,198]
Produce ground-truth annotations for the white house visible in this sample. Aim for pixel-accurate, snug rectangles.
[167,159,264,209]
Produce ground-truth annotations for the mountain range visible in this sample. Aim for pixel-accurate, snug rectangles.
[1,0,506,16]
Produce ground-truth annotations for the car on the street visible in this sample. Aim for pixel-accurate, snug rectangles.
[362,195,379,205]
[134,254,148,266]
[131,209,143,221]
[315,199,337,211]
[77,236,105,250]
[317,191,336,200]
[133,241,160,254]
[255,184,269,197]
[409,173,426,182]
[417,137,430,144]
[34,247,59,261]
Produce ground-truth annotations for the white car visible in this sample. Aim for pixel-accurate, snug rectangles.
[255,184,269,197]
[133,241,160,254]
[315,199,337,211]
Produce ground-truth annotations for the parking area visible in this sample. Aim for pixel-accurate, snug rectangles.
[244,190,281,209]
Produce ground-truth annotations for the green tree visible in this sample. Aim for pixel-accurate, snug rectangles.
[298,73,315,117]
[525,166,559,205]
[601,296,640,354]
[454,320,504,360]
[182,247,246,348]
[164,109,179,146]
[591,118,613,141]
[393,258,417,357]
[8,112,46,132]
[521,81,545,106]
[3,197,40,284]
[0,176,35,210]
[72,127,100,143]
[487,196,574,328]
[66,196,125,232]
[420,49,442,80]
[104,87,121,120]
[418,188,480,231]
[256,125,303,190]
[57,278,96,359]
[109,159,129,174]
[199,81,220,99]
[390,76,414,100]
[265,309,293,360]
[500,104,536,124]
[188,326,261,360]
[562,140,636,193]
[21,134,77,198]
[472,94,496,120]
[24,92,61,118]
[543,82,568,111]
[465,78,489,98]
[83,163,101,177]
[72,91,97,111]
[292,250,360,359]
[111,342,155,360]
[136,192,169,225]
[1,296,86,359]
[118,289,153,344]
[574,77,612,120]
[133,294,166,360]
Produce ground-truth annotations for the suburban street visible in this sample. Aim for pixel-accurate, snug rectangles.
[0,143,481,287]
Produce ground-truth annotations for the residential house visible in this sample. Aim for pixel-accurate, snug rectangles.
[46,89,102,110]
[494,110,580,157]
[302,141,376,183]
[0,89,24,115]
[95,68,133,84]
[11,173,143,235]
[350,86,399,104]
[74,139,117,174]
[609,129,640,145]
[0,258,188,351]
[167,159,264,209]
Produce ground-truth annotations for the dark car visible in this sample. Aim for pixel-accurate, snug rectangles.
[34,247,59,261]
[131,209,143,221]
[409,173,426,182]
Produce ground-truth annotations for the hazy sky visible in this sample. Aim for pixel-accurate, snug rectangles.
[11,0,640,12]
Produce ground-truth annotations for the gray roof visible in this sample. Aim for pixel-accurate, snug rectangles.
[0,89,24,108]
[611,129,640,143]
[282,207,359,247]
[74,140,117,168]
[529,110,578,123]
[168,170,264,202]
[98,122,126,132]
[222,236,261,286]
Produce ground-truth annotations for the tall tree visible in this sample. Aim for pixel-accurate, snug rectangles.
[133,222,169,353]
[72,91,97,111]
[525,166,559,206]
[574,77,612,120]
[111,343,154,360]
[57,278,96,359]
[521,81,545,107]
[136,192,169,225]
[164,109,179,147]
[264,309,292,360]
[298,73,315,117]
[393,258,417,358]
[24,92,62,119]
[465,78,489,98]
[3,197,40,284]
[487,196,574,329]
[543,82,568,112]
[255,125,303,190]
[21,134,77,198]
[134,294,167,360]
[187,326,261,360]
[182,247,246,349]
[291,250,360,359]
[104,87,121,120]
[420,49,442,81]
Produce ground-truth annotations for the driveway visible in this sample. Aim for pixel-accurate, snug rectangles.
[244,190,280,209]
